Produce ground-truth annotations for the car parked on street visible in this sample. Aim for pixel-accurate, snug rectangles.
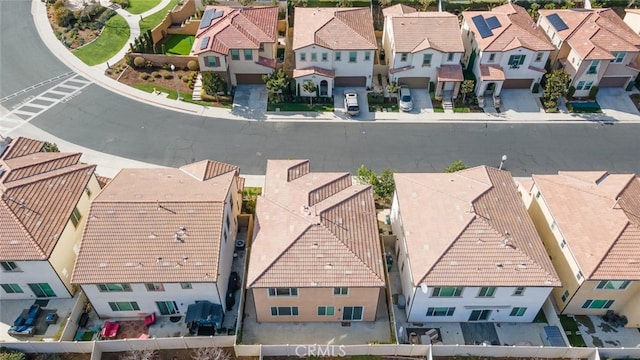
[344,90,360,116]
[398,85,413,112]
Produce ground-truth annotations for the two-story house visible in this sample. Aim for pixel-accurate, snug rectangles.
[246,160,386,322]
[292,8,377,97]
[623,9,640,35]
[193,6,279,86]
[382,4,464,99]
[538,9,640,96]
[71,160,244,318]
[0,137,100,300]
[461,4,554,100]
[519,171,640,328]
[391,166,561,323]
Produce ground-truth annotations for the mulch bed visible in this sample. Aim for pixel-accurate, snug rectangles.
[111,64,194,95]
[46,5,101,49]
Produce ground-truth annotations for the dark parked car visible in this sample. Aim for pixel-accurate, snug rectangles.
[228,271,241,292]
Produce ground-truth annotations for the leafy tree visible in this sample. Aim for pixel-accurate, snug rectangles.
[302,81,317,105]
[444,160,468,173]
[119,350,157,360]
[337,0,353,6]
[543,2,556,9]
[528,2,540,21]
[416,0,432,11]
[202,72,226,101]
[543,69,570,112]
[386,81,400,98]
[43,142,60,152]
[238,0,254,6]
[378,0,392,5]
[262,70,289,102]
[376,169,396,199]
[191,347,231,360]
[459,79,475,104]
[561,0,575,9]
[357,164,378,186]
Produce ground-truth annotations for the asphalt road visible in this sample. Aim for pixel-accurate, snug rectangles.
[2,1,640,175]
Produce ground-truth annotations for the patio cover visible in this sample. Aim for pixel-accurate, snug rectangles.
[543,326,566,347]
[185,301,223,328]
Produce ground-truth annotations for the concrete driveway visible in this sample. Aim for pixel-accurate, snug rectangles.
[410,88,433,114]
[499,89,543,114]
[232,85,268,119]
[334,87,371,120]
[597,88,640,117]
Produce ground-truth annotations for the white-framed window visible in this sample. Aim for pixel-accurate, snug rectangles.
[513,287,526,296]
[561,290,570,302]
[244,49,253,61]
[584,81,593,90]
[322,53,328,61]
[576,271,584,281]
[596,280,631,290]
[156,301,179,315]
[422,54,432,67]
[109,301,140,311]
[1,261,20,272]
[268,288,298,296]
[364,52,371,61]
[335,52,341,61]
[271,306,299,316]
[97,283,132,292]
[510,307,527,316]
[70,207,82,227]
[426,307,455,316]
[145,283,165,292]
[349,51,357,63]
[400,53,408,62]
[587,60,599,74]
[561,239,567,248]
[205,56,220,67]
[259,43,264,52]
[478,287,496,297]
[612,52,625,63]
[582,299,614,309]
[508,54,525,68]
[333,287,348,296]
[231,49,240,61]
[1,283,23,294]
[576,81,585,90]
[535,52,544,62]
[447,53,454,62]
[342,306,363,321]
[311,53,317,61]
[300,53,306,61]
[432,287,463,297]
[317,306,335,316]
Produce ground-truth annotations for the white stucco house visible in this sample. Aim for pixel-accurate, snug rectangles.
[461,4,554,101]
[382,4,464,99]
[193,6,279,86]
[292,7,377,97]
[71,161,244,318]
[390,166,561,323]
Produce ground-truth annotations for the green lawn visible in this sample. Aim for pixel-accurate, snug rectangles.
[268,102,334,112]
[126,0,162,14]
[133,83,231,107]
[454,106,470,113]
[163,35,195,55]
[140,0,180,33]
[73,14,130,66]
[559,315,587,347]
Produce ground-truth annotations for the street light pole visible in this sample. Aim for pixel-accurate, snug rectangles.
[170,64,181,101]
[499,154,507,170]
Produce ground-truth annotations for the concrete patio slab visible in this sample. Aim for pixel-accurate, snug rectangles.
[0,295,79,342]
[574,314,640,348]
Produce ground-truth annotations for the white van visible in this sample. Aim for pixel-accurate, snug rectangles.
[343,90,360,116]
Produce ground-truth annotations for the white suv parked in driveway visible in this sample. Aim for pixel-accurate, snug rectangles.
[398,85,413,112]
[344,90,360,116]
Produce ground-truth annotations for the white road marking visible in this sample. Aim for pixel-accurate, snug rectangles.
[0,71,75,103]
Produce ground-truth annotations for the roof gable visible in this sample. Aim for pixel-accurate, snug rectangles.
[388,12,464,54]
[293,8,377,51]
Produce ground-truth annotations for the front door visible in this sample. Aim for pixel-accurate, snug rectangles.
[342,306,363,321]
[469,309,491,321]
[320,80,328,96]
[28,283,56,298]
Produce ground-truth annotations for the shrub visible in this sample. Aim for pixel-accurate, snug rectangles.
[182,75,190,83]
[112,0,129,8]
[140,73,151,80]
[187,80,194,89]
[133,56,145,68]
[161,71,173,79]
[588,86,599,100]
[532,82,540,93]
[125,55,135,67]
[162,63,172,70]
[52,0,64,9]
[187,60,199,71]
[567,85,576,99]
[145,60,153,69]
[152,71,161,78]
[0,347,27,360]
[55,7,74,27]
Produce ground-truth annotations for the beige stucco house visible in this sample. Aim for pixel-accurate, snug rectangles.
[0,137,99,300]
[246,160,386,322]
[72,161,244,318]
[193,6,279,86]
[382,4,464,100]
[519,171,640,327]
[624,8,640,34]
[539,8,640,96]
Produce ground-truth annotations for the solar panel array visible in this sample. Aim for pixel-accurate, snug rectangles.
[547,13,569,31]
[472,15,493,38]
[485,16,501,29]
[200,36,211,50]
[200,9,215,29]
[212,10,225,20]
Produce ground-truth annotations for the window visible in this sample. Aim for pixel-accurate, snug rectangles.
[535,52,544,62]
[85,187,92,197]
[576,271,584,281]
[535,191,541,199]
[1,283,23,294]
[244,49,253,61]
[576,81,585,90]
[322,53,328,61]
[97,283,132,292]
[422,54,432,67]
[231,49,240,60]
[181,283,192,289]
[28,283,56,297]
[156,301,178,315]
[109,301,140,311]
[447,53,454,62]
[400,53,408,62]
[271,306,299,316]
[508,54,525,68]
[349,52,357,63]
[226,213,231,229]
[205,56,220,67]
[1,261,19,272]
[333,287,348,295]
[561,239,567,248]
[478,287,496,297]
[311,53,317,61]
[268,288,298,296]
[582,299,614,309]
[469,309,491,321]
[426,307,455,316]
[259,43,264,52]
[587,60,599,74]
[561,290,570,302]
[597,280,631,290]
[364,52,371,61]
[145,283,165,292]
[317,306,335,316]
[584,81,593,90]
[300,53,306,61]
[342,306,363,321]
[510,307,527,316]
[335,52,341,61]
[612,52,625,63]
[432,287,463,297]
[70,207,82,227]
[513,287,526,296]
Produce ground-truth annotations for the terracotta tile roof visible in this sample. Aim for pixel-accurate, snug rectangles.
[385,11,464,54]
[479,64,506,80]
[539,9,640,60]
[293,66,336,78]
[394,166,560,287]
[463,4,554,52]
[389,65,415,74]
[96,175,112,189]
[437,64,464,81]
[532,171,640,280]
[195,6,278,55]
[0,138,95,261]
[293,8,377,51]
[0,137,45,160]
[71,162,241,284]
[246,160,385,288]
[382,4,417,17]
